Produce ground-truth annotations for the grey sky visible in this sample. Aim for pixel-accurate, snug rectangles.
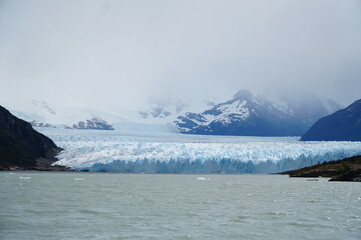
[1,0,361,111]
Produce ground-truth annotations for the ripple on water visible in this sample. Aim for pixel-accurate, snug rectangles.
[1,173,361,240]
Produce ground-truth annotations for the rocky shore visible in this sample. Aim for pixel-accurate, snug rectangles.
[0,163,72,171]
[0,105,68,171]
[281,155,361,182]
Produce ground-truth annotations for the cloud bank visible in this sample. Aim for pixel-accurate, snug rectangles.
[1,0,360,111]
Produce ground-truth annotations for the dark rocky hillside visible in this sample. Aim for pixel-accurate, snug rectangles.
[281,155,361,182]
[301,99,361,141]
[0,105,65,170]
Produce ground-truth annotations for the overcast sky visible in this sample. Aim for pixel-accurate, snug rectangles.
[1,0,361,111]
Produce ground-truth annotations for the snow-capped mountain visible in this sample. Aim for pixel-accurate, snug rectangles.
[29,120,56,128]
[67,116,115,130]
[174,89,341,136]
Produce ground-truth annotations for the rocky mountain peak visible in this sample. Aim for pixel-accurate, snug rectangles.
[232,89,254,101]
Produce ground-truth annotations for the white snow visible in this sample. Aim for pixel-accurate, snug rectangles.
[209,100,250,124]
[182,100,250,128]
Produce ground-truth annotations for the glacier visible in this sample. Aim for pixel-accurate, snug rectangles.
[37,128,361,173]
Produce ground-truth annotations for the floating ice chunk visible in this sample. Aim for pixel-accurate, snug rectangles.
[197,177,210,181]
[19,176,31,180]
[74,178,85,181]
[19,176,32,184]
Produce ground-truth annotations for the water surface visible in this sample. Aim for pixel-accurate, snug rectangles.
[1,172,360,240]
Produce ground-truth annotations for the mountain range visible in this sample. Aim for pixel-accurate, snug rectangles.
[174,89,340,136]
[2,89,343,137]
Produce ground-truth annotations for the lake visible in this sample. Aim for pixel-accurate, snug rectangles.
[0,172,360,240]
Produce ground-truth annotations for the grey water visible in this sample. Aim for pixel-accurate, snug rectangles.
[0,173,360,240]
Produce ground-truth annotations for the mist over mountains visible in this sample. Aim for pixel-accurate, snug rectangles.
[139,89,341,136]
[2,89,342,137]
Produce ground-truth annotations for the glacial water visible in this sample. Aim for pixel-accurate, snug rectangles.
[1,172,360,240]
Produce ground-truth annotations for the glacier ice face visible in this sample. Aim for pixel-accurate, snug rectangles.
[38,128,361,173]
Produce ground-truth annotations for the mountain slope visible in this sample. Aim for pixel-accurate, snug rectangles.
[174,90,340,136]
[0,105,63,170]
[301,99,361,141]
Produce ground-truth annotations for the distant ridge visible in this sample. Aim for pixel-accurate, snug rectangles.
[301,99,361,141]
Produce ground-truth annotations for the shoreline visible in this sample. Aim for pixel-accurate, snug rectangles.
[280,155,361,182]
[0,164,73,172]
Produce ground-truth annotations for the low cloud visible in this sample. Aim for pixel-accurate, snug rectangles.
[1,0,360,111]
